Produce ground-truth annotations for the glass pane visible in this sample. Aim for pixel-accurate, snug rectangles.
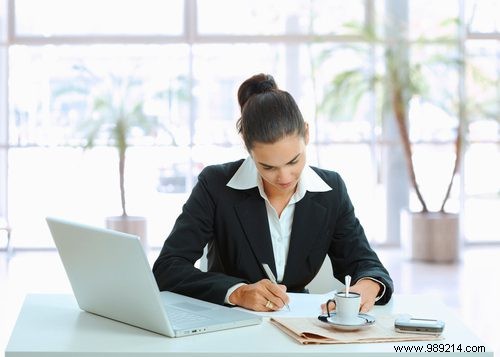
[464,143,500,242]
[9,45,190,146]
[466,41,500,130]
[309,43,376,143]
[409,45,461,141]
[197,0,365,36]
[411,143,460,212]
[192,43,317,147]
[14,0,183,36]
[408,0,459,40]
[466,0,500,33]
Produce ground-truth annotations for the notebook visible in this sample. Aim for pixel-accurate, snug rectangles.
[46,217,262,337]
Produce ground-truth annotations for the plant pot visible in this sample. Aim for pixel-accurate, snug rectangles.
[400,210,460,263]
[106,215,148,250]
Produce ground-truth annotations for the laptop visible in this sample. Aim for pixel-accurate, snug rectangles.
[46,217,262,337]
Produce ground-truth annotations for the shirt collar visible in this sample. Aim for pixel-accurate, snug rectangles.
[227,157,332,195]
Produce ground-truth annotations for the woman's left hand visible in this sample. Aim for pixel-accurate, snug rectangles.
[321,279,381,314]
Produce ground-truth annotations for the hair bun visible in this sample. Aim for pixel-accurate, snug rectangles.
[256,78,275,93]
[238,74,278,110]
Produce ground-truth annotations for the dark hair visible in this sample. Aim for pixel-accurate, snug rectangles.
[236,73,306,150]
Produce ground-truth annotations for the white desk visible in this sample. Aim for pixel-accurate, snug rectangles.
[5,294,493,357]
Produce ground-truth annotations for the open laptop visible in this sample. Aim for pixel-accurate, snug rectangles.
[46,217,262,337]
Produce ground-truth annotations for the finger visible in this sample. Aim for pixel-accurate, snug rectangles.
[264,299,274,310]
[263,295,285,310]
[262,280,287,296]
[262,298,275,311]
[360,300,374,313]
[262,281,289,307]
[257,286,283,311]
[248,294,273,312]
[320,300,336,314]
[272,289,289,306]
[263,296,284,311]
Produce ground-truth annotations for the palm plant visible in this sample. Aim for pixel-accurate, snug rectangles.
[76,67,161,217]
[313,20,463,213]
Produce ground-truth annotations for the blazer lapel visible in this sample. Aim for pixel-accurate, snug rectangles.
[283,192,328,283]
[234,190,276,275]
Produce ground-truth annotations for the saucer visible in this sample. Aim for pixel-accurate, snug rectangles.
[317,313,376,331]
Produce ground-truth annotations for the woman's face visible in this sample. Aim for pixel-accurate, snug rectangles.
[250,131,309,197]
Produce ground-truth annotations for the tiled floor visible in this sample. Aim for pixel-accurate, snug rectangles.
[1,246,499,354]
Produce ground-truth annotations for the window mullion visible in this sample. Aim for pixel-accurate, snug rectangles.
[185,0,196,44]
[7,0,14,43]
[1,0,10,220]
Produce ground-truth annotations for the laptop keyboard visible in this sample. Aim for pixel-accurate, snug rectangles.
[167,306,212,326]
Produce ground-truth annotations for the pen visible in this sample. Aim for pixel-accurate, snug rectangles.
[262,263,290,311]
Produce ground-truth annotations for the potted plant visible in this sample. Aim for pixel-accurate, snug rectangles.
[313,19,463,262]
[75,66,163,249]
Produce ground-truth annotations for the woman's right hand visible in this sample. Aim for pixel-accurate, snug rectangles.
[228,279,289,312]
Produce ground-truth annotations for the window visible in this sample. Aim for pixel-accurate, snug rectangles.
[1,0,499,248]
[466,0,500,33]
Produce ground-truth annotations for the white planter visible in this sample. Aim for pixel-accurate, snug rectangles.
[401,210,460,263]
[106,215,148,251]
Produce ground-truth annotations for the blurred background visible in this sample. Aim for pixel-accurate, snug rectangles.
[0,0,499,353]
[1,0,499,249]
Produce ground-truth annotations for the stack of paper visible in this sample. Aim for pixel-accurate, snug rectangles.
[270,315,443,345]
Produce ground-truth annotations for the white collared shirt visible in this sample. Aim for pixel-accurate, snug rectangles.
[227,157,332,282]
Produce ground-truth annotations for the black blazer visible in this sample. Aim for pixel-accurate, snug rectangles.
[153,159,393,305]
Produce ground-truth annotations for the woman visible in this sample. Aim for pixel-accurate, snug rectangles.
[153,73,393,312]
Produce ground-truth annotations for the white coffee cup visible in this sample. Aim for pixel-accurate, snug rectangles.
[326,291,361,324]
